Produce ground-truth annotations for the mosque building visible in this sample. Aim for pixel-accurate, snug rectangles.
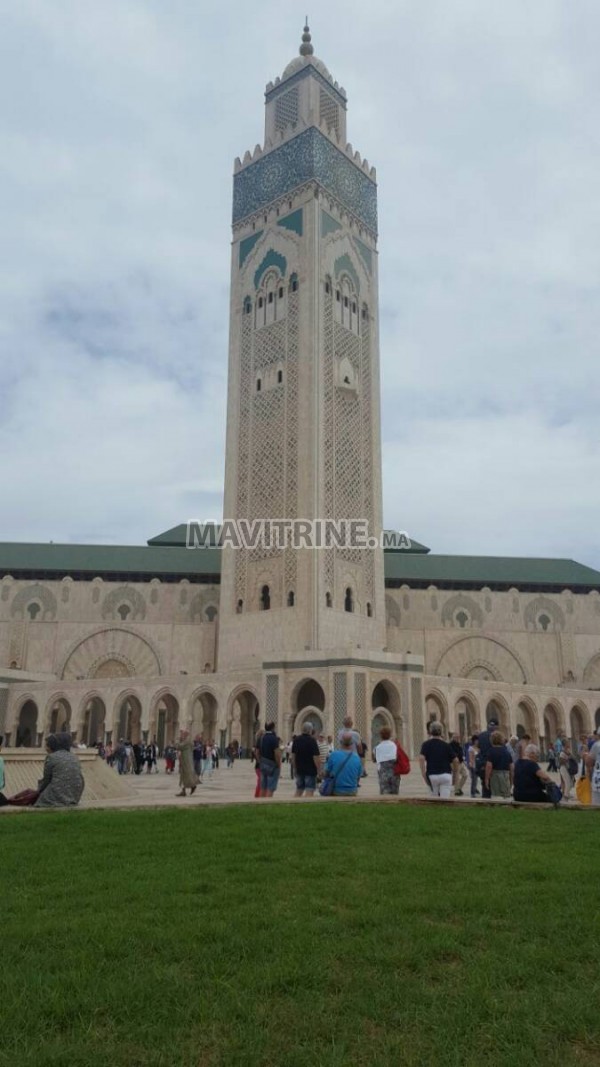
[2,26,600,755]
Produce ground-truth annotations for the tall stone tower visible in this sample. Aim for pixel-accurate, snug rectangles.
[218,24,386,673]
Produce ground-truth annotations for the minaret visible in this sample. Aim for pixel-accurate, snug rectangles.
[218,24,386,669]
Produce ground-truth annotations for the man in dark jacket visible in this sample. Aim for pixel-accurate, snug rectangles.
[449,732,468,796]
[476,719,498,798]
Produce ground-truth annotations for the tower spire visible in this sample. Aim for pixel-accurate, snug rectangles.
[299,18,314,57]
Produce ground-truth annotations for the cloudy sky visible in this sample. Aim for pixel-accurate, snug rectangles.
[1,0,598,565]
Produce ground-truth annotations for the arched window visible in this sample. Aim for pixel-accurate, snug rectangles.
[335,274,359,335]
[243,296,252,315]
[287,591,295,607]
[27,603,41,621]
[256,378,261,392]
[344,587,354,613]
[205,605,218,622]
[538,614,551,632]
[256,271,286,328]
[117,604,131,621]
[289,273,298,293]
[456,611,469,629]
[236,599,244,614]
[366,602,372,618]
[260,585,271,611]
[277,369,283,384]
[326,592,332,608]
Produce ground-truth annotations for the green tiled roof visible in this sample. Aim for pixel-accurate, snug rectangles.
[0,542,599,592]
[0,543,220,581]
[383,553,600,591]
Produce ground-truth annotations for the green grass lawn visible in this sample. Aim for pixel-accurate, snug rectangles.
[2,804,599,1067]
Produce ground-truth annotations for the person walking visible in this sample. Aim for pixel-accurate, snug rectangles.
[585,734,600,807]
[449,732,468,796]
[419,722,458,799]
[336,716,361,754]
[485,730,514,798]
[467,735,480,797]
[164,744,176,774]
[175,730,199,797]
[374,725,400,795]
[558,740,577,801]
[193,736,204,779]
[476,719,498,798]
[291,722,321,797]
[114,738,127,776]
[202,742,214,780]
[256,722,282,798]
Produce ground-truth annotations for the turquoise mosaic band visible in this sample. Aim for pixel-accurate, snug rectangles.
[233,127,377,235]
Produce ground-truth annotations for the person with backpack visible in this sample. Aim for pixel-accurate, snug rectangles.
[374,725,400,795]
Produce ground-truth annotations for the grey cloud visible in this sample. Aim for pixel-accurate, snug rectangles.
[0,1,598,565]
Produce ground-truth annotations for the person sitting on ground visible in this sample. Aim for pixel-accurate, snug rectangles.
[419,722,458,799]
[323,733,362,797]
[374,726,400,795]
[35,732,85,808]
[485,730,514,799]
[513,743,553,803]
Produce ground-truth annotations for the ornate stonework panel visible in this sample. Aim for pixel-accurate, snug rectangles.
[385,594,401,627]
[523,596,565,632]
[11,584,58,621]
[436,636,527,685]
[354,672,366,740]
[233,128,377,234]
[102,587,147,622]
[61,629,161,680]
[333,671,347,734]
[266,675,279,722]
[441,594,484,629]
[583,653,600,688]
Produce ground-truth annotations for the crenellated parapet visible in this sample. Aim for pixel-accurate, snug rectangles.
[233,127,377,237]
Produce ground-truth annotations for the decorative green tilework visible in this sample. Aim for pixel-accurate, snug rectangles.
[239,230,263,267]
[233,127,377,235]
[334,253,360,294]
[354,237,373,274]
[321,210,342,237]
[278,209,303,236]
[254,250,287,290]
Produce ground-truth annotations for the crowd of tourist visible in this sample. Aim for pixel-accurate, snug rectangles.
[1,718,599,808]
[419,717,600,805]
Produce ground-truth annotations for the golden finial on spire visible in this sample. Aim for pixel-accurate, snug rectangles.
[299,18,314,57]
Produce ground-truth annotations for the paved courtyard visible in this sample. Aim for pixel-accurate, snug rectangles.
[86,756,437,808]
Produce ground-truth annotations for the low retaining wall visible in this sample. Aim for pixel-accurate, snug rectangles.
[1,749,137,805]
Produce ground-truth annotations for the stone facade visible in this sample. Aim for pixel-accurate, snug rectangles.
[2,30,600,756]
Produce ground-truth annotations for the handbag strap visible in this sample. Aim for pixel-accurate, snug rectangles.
[331,750,354,782]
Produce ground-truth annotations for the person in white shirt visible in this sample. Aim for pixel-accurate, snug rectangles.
[374,726,400,795]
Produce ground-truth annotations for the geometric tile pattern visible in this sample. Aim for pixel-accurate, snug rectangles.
[233,128,377,235]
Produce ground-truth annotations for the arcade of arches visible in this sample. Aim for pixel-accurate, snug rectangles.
[5,680,600,755]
